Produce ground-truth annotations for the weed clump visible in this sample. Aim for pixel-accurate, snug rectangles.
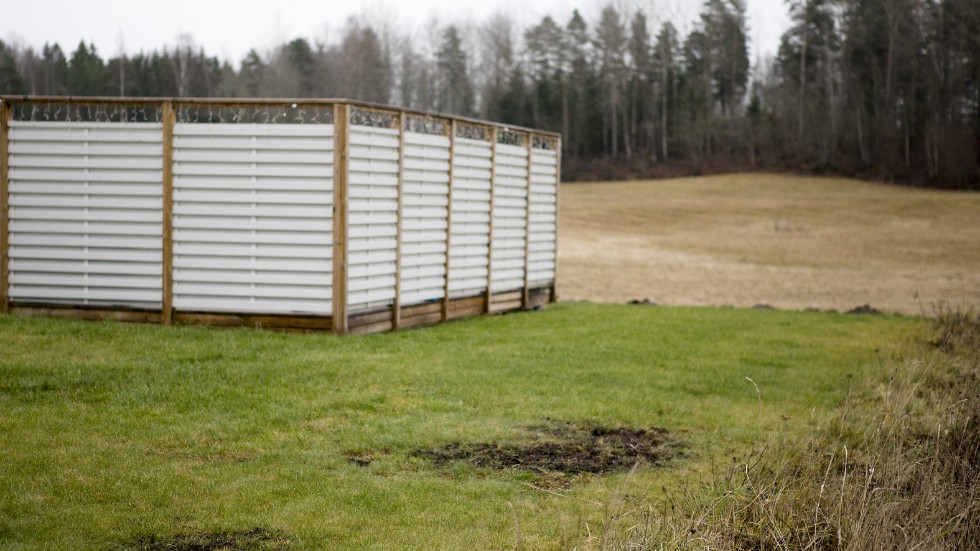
[931,303,980,353]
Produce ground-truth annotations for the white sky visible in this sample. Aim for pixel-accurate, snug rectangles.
[3,0,790,66]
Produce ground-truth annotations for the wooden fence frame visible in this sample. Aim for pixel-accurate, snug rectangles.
[0,96,560,334]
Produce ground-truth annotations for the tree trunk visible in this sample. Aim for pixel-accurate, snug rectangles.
[660,44,669,163]
[798,0,809,145]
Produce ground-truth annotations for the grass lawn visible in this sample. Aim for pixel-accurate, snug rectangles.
[0,304,923,549]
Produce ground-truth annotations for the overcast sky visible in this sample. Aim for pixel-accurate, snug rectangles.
[4,0,790,66]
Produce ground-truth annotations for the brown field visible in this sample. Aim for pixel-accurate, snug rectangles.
[558,173,980,315]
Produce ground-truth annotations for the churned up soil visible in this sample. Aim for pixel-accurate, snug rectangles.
[414,420,677,476]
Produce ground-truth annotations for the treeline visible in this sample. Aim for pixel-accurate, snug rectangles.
[0,0,977,187]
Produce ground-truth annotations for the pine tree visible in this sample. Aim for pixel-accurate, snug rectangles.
[0,40,26,94]
[435,26,474,116]
[67,41,107,95]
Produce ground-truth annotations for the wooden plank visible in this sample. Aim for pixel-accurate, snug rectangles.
[349,307,394,328]
[174,311,332,331]
[399,310,443,329]
[11,305,162,324]
[161,102,174,324]
[447,295,485,320]
[490,298,524,313]
[485,127,497,314]
[551,136,561,304]
[448,304,484,321]
[393,111,405,330]
[400,301,443,320]
[522,132,532,308]
[442,120,456,322]
[349,318,393,335]
[495,290,524,301]
[332,103,349,334]
[0,100,9,313]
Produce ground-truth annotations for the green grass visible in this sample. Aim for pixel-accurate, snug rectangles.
[0,304,922,549]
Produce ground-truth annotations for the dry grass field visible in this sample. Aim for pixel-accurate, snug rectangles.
[558,173,980,314]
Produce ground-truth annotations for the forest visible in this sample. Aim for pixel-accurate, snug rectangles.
[0,0,977,187]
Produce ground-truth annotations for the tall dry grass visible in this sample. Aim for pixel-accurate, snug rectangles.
[598,306,979,550]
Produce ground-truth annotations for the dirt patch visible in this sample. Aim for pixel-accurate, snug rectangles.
[128,527,290,551]
[846,304,882,315]
[414,420,678,476]
[346,449,391,467]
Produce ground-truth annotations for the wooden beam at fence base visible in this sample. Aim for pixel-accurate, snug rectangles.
[332,103,350,335]
[447,295,486,320]
[161,102,175,325]
[174,312,332,332]
[489,290,524,313]
[0,101,9,314]
[9,288,550,335]
[399,302,444,329]
[11,305,163,324]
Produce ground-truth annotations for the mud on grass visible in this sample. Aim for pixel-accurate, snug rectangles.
[414,420,680,477]
[127,527,291,551]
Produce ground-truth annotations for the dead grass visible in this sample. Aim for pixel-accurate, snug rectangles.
[597,305,980,550]
[559,174,980,314]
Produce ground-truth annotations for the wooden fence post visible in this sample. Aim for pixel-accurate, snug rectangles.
[442,120,456,322]
[551,137,561,304]
[0,100,9,314]
[393,112,405,330]
[486,127,497,313]
[161,102,175,325]
[332,103,350,335]
[523,133,533,309]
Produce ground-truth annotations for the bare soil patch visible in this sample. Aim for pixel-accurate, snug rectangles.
[559,174,980,314]
[128,527,291,551]
[846,304,882,315]
[414,420,677,476]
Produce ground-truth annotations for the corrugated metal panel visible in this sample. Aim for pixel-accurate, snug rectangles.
[528,148,558,286]
[400,132,450,306]
[7,121,164,309]
[172,123,333,315]
[448,137,492,297]
[490,143,528,292]
[347,125,399,312]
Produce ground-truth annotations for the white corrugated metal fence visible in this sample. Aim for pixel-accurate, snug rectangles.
[0,99,559,333]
